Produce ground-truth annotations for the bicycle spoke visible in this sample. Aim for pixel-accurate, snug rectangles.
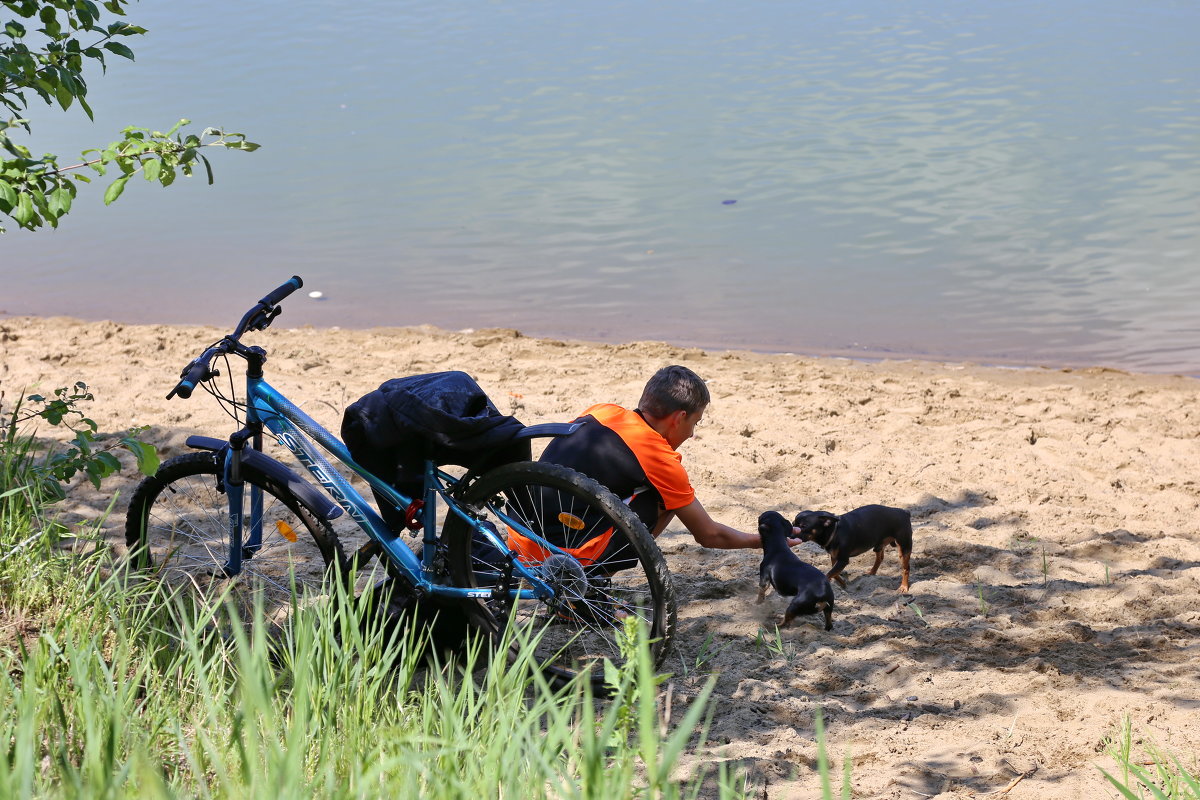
[127,452,343,633]
[447,461,675,682]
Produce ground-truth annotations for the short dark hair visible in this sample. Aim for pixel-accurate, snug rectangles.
[638,365,710,419]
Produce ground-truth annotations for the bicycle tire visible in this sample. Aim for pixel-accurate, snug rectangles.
[125,451,347,629]
[444,461,676,681]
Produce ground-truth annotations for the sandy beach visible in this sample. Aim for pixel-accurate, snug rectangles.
[3,314,1199,799]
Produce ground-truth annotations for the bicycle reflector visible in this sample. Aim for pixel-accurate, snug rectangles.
[275,520,298,542]
[557,512,586,531]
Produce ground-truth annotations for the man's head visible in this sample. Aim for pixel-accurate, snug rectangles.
[638,365,710,449]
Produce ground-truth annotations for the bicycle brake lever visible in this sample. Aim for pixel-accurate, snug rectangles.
[249,305,282,331]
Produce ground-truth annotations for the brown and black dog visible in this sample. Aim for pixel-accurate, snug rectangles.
[792,504,913,593]
[757,511,835,630]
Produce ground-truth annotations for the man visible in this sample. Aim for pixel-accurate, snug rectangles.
[541,364,799,558]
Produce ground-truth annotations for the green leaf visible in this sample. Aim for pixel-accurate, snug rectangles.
[142,157,160,182]
[77,1,97,28]
[1097,767,1151,800]
[0,180,16,208]
[95,451,122,473]
[39,6,61,38]
[54,79,75,111]
[200,153,213,185]
[72,430,95,454]
[13,191,34,225]
[102,41,135,60]
[84,459,104,490]
[603,659,619,690]
[121,439,160,476]
[103,175,129,205]
[4,21,26,38]
[48,185,72,216]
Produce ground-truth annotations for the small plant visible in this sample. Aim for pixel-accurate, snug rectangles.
[1008,531,1038,554]
[0,383,158,612]
[905,600,931,627]
[976,583,989,616]
[1041,545,1050,585]
[814,706,853,800]
[2,382,158,502]
[604,615,667,741]
[1098,716,1200,799]
[691,631,734,676]
[753,624,798,662]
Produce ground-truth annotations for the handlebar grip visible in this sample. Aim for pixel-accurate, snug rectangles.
[258,276,304,307]
[168,359,211,399]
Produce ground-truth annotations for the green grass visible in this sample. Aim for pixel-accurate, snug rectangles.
[1100,717,1200,800]
[0,415,756,799]
[0,537,765,800]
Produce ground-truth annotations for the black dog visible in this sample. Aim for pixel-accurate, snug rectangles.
[757,511,834,630]
[792,504,913,593]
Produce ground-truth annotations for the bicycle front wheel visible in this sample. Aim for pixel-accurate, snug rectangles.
[445,461,676,681]
[125,451,346,629]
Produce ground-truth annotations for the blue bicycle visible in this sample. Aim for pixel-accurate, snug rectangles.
[124,277,677,679]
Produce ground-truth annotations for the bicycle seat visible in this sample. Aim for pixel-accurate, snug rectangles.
[514,422,582,440]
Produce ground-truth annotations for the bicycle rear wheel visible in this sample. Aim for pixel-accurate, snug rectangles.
[125,451,346,630]
[444,461,676,682]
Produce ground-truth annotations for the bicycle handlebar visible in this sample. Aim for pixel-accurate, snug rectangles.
[167,275,305,399]
[169,357,212,399]
[259,276,304,307]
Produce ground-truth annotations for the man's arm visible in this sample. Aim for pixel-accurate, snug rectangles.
[669,499,803,550]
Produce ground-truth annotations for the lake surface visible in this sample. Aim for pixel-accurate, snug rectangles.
[3,0,1198,375]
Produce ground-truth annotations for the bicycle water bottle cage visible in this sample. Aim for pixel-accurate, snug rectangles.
[403,499,424,532]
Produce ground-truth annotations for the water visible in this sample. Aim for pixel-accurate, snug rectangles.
[2,0,1198,375]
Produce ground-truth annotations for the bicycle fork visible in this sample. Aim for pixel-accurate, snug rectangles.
[220,428,263,577]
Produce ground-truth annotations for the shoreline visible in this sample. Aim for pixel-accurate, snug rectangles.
[5,310,1198,381]
[3,315,1200,797]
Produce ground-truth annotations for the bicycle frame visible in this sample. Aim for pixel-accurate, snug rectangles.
[217,371,560,602]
